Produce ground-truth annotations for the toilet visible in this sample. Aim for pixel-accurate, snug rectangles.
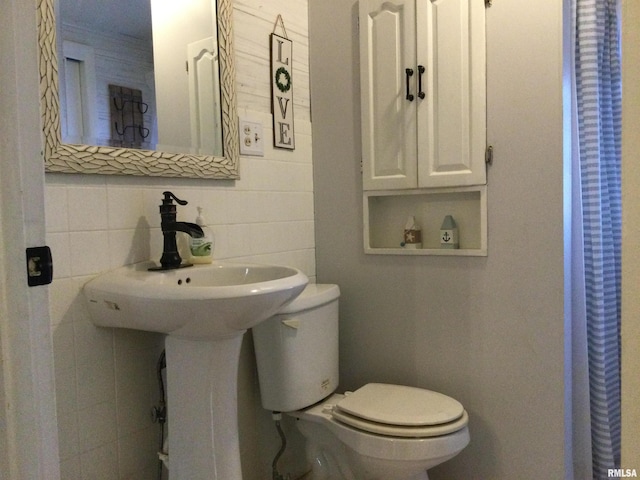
[251,284,470,480]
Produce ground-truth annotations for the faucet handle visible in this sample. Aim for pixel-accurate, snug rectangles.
[162,191,188,206]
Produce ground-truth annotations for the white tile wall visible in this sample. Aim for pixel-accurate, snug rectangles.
[47,1,312,478]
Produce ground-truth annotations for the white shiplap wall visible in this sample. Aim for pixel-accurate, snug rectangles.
[46,1,312,479]
[59,23,156,148]
[234,1,310,116]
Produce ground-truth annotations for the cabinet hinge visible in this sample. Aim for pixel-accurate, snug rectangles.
[485,0,492,6]
[485,145,494,165]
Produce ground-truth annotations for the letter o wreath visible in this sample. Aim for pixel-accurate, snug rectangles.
[275,67,291,93]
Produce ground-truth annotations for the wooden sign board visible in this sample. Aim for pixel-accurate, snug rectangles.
[270,34,295,150]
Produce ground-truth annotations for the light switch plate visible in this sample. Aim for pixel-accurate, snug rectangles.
[239,119,264,156]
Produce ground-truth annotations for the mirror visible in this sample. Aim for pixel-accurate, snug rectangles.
[37,0,239,179]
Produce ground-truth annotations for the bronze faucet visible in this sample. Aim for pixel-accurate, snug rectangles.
[149,191,204,271]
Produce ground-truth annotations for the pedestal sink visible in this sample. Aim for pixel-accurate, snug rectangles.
[83,261,308,479]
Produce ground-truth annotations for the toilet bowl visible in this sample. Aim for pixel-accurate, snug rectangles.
[251,284,469,480]
[292,387,469,480]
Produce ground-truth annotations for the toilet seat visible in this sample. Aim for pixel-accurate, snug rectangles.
[331,383,468,438]
[331,407,469,438]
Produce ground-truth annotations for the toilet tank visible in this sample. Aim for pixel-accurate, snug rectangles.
[252,284,340,412]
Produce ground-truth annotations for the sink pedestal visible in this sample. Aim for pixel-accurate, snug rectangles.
[165,334,245,479]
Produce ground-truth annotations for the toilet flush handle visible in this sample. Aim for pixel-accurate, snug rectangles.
[281,319,300,329]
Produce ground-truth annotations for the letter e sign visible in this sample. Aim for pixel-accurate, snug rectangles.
[270,34,295,150]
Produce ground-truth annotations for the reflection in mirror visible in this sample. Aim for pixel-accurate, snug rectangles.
[38,0,238,179]
[151,0,223,156]
[58,0,223,157]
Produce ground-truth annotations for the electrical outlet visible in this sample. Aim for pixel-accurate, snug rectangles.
[239,119,264,156]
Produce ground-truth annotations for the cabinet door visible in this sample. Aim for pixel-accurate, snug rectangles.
[360,0,418,190]
[416,0,486,187]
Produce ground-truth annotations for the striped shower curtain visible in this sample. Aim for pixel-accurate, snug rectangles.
[573,0,622,477]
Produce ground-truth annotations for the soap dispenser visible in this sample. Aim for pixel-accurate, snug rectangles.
[189,207,214,263]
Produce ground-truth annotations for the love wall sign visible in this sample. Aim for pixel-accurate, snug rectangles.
[270,33,295,150]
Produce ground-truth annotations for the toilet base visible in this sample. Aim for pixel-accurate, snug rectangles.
[297,471,428,480]
[300,431,431,480]
[296,415,448,480]
[289,393,468,480]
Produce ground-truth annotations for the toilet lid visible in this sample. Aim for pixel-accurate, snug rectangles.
[335,383,464,427]
[331,407,468,438]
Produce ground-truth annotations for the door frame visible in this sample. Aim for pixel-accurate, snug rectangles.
[0,0,60,478]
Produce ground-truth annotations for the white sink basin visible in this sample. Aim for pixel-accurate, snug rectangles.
[83,261,308,339]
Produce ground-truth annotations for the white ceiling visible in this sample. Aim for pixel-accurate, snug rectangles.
[58,0,152,40]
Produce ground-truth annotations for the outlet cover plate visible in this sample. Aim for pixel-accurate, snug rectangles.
[239,119,264,156]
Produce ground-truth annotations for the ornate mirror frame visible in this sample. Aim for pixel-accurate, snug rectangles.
[37,0,239,179]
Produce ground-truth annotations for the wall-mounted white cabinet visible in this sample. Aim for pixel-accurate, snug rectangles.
[359,0,487,190]
[359,0,488,256]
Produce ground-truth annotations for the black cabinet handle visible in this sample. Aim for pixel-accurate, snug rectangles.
[405,68,414,101]
[418,65,426,99]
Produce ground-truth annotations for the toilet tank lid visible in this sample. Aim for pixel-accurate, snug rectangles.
[278,284,340,314]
